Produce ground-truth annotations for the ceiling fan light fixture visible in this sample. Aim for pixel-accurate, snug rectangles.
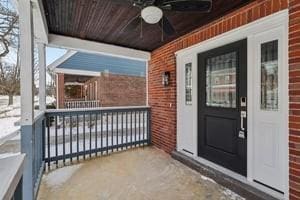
[141,6,163,24]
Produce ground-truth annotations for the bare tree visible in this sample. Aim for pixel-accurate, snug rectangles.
[0,0,18,105]
[0,0,18,56]
[0,53,19,105]
[0,0,43,105]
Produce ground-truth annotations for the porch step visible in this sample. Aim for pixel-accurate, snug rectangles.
[171,151,279,200]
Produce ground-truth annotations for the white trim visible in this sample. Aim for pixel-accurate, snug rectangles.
[146,61,149,106]
[183,152,286,200]
[38,43,46,111]
[20,0,34,126]
[48,50,77,71]
[48,34,151,61]
[176,10,289,199]
[33,110,45,123]
[54,68,101,77]
[249,26,287,194]
[64,82,84,86]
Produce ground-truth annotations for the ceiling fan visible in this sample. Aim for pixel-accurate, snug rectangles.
[120,0,212,37]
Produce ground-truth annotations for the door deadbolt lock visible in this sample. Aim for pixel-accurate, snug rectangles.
[240,97,247,107]
[238,130,245,139]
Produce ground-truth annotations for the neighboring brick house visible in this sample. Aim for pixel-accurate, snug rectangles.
[84,74,146,107]
[50,52,146,108]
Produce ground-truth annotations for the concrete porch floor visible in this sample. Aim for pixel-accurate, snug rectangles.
[38,147,244,200]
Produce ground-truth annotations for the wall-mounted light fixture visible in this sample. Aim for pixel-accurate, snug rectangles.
[162,71,170,87]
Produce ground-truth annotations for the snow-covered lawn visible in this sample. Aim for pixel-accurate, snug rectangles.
[45,133,148,159]
[0,117,20,144]
[0,152,20,159]
[0,95,56,144]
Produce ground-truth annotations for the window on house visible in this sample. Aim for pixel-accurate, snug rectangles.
[206,52,237,108]
[185,63,192,105]
[261,40,278,110]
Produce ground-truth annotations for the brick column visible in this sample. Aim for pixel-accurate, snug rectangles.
[56,73,65,109]
[289,0,300,199]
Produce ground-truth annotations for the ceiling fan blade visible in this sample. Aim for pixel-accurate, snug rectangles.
[111,0,133,6]
[160,0,212,12]
[122,14,141,32]
[154,0,165,6]
[159,15,175,36]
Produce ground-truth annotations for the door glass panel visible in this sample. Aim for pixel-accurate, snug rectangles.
[261,40,278,110]
[206,52,237,108]
[185,63,192,105]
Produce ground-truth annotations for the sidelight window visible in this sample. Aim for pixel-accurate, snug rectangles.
[260,40,278,110]
[185,63,192,105]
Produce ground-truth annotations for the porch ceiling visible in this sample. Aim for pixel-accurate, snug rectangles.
[42,0,253,51]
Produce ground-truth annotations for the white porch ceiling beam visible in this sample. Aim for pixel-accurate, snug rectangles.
[54,68,101,77]
[48,34,151,61]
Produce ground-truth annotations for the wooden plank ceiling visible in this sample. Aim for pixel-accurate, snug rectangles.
[42,0,252,51]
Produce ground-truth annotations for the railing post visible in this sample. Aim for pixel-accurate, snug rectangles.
[147,108,151,145]
[19,0,34,199]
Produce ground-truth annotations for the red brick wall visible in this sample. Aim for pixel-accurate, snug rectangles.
[56,73,65,109]
[149,0,288,154]
[149,0,300,198]
[289,0,300,199]
[84,74,146,107]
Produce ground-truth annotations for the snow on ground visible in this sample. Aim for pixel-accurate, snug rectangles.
[0,152,20,159]
[49,122,147,137]
[0,95,20,108]
[0,95,56,143]
[222,188,245,200]
[46,96,56,105]
[43,164,82,188]
[200,175,216,183]
[0,117,20,143]
[45,133,148,158]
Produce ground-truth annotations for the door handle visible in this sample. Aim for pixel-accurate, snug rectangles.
[240,111,247,131]
[239,111,247,139]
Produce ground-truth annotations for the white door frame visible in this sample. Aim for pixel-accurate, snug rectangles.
[176,10,289,199]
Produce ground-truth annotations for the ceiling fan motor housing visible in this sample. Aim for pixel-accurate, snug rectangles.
[141,6,163,24]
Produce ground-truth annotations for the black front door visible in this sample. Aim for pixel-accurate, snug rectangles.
[198,39,247,176]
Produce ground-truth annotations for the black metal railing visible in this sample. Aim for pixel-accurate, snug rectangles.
[44,106,151,169]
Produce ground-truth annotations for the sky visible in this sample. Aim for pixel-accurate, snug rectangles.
[46,47,67,66]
